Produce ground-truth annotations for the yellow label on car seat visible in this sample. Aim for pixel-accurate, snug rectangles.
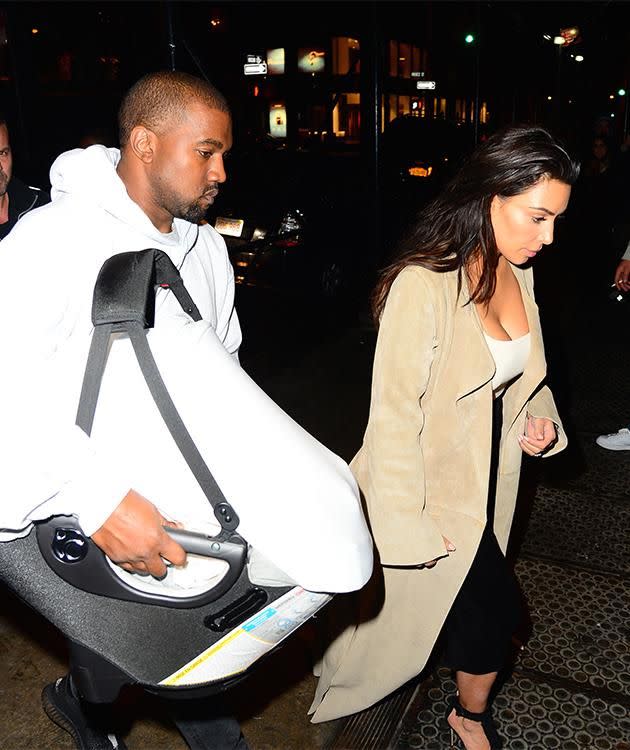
[160,587,331,686]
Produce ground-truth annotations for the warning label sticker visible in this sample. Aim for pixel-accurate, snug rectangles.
[160,587,331,686]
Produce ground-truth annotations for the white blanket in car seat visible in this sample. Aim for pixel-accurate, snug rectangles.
[90,316,373,594]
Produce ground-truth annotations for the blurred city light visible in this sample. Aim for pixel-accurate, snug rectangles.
[559,26,580,45]
[575,55,584,62]
[553,36,565,45]
[618,88,627,96]
[464,33,474,44]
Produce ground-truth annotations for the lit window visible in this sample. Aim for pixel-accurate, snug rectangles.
[267,48,285,75]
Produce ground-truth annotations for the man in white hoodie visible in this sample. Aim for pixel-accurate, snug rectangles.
[0,71,248,749]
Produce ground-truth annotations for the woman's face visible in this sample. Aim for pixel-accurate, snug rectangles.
[490,178,571,266]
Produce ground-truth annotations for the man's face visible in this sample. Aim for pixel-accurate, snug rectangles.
[149,102,232,225]
[0,124,13,197]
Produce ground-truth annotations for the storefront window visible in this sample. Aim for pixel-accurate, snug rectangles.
[397,42,411,78]
[332,37,360,75]
[333,92,360,142]
[388,40,425,79]
[267,47,285,75]
[269,103,287,138]
[298,47,326,74]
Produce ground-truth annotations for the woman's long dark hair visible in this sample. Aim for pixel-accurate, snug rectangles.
[371,125,580,324]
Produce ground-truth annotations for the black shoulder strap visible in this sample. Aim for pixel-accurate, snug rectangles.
[75,249,239,534]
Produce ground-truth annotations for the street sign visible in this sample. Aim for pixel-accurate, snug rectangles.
[411,71,425,78]
[416,80,436,90]
[246,55,263,64]
[244,62,268,76]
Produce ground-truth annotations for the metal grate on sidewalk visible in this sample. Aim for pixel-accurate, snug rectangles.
[325,679,421,750]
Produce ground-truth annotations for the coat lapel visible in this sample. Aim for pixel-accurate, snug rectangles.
[452,268,546,418]
[504,268,547,430]
[454,278,495,402]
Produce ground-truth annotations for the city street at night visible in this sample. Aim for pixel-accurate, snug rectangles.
[2,263,629,748]
[0,1,629,748]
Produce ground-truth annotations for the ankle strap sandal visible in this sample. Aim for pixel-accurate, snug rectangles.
[446,695,504,750]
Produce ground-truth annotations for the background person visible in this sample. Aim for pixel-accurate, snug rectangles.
[0,113,50,240]
[309,126,579,750]
[596,240,630,451]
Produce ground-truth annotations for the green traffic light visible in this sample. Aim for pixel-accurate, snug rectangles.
[618,88,627,96]
[465,33,475,44]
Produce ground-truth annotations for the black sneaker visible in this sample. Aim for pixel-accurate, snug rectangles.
[41,675,127,750]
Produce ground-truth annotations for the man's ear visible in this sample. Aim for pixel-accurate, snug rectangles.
[128,125,157,164]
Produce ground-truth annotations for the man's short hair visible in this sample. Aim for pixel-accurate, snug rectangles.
[118,71,230,147]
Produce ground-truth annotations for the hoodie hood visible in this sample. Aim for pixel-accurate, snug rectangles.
[49,145,199,256]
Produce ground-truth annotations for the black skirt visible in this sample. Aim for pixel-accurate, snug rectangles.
[440,395,522,675]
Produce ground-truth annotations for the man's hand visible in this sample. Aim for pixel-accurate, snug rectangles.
[91,489,187,578]
[421,536,456,569]
[614,259,630,292]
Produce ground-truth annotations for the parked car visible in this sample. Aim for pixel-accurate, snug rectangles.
[208,144,366,306]
[380,116,475,245]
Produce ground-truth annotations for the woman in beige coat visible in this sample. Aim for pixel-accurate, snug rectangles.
[309,126,580,749]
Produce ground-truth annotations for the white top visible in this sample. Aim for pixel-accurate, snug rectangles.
[483,332,531,395]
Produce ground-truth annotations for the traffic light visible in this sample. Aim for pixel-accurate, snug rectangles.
[465,33,475,44]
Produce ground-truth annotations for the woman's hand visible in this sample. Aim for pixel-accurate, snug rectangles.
[421,536,456,569]
[518,414,557,457]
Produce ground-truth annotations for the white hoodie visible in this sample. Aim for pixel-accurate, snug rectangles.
[0,146,373,593]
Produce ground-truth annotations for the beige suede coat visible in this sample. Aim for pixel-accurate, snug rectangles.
[309,263,565,723]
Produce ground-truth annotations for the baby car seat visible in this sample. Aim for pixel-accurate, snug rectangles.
[0,248,373,705]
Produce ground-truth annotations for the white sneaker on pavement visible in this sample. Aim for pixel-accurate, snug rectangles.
[595,427,630,451]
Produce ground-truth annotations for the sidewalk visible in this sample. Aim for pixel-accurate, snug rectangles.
[1,285,628,749]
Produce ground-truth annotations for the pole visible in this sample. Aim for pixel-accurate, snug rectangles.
[360,1,381,282]
[474,47,480,144]
[5,5,31,165]
[554,43,562,129]
[166,2,176,71]
[473,1,481,144]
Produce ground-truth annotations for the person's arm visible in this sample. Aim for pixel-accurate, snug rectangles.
[614,242,630,291]
[0,211,185,574]
[361,267,449,567]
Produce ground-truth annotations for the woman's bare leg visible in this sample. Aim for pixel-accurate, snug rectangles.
[446,670,498,750]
